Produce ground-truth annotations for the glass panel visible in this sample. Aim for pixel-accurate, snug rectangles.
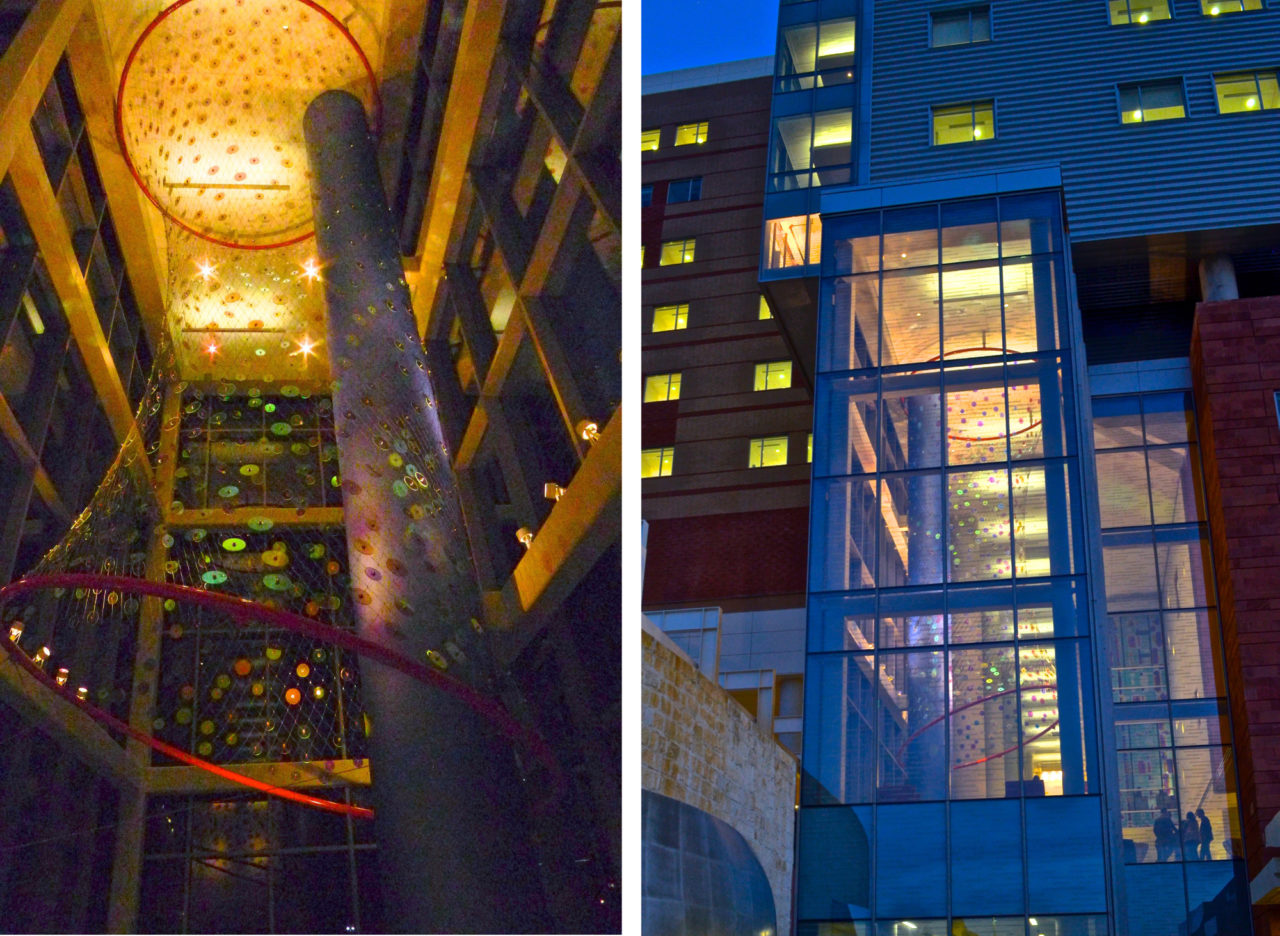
[1172,700,1230,747]
[796,806,873,918]
[882,370,943,472]
[1028,918,1109,936]
[803,655,878,804]
[1174,746,1237,861]
[950,646,1021,799]
[878,652,947,802]
[1147,446,1204,524]
[1003,257,1061,352]
[812,476,880,591]
[1165,610,1226,700]
[878,590,945,648]
[812,110,853,177]
[766,214,812,269]
[875,803,945,915]
[1143,391,1192,445]
[816,374,880,476]
[808,593,876,652]
[774,114,814,174]
[1116,709,1173,749]
[1110,613,1169,702]
[882,268,940,366]
[1014,464,1056,578]
[875,923,947,936]
[1120,746,1179,861]
[883,205,938,270]
[779,22,818,83]
[1096,450,1153,528]
[879,473,945,587]
[830,212,882,276]
[1156,527,1211,609]
[652,303,687,332]
[823,274,881,372]
[640,128,659,151]
[1017,578,1088,639]
[643,373,680,402]
[941,198,999,265]
[748,435,789,468]
[949,587,1016,644]
[1184,861,1251,931]
[934,103,977,145]
[1119,84,1144,123]
[1025,797,1107,912]
[942,261,1004,359]
[932,8,973,47]
[1103,531,1159,611]
[950,801,1024,913]
[1093,395,1144,449]
[952,920,1024,936]
[1141,81,1186,121]
[640,447,673,478]
[948,468,1011,582]
[1215,71,1264,113]
[1020,642,1062,792]
[1000,191,1063,257]
[1123,863,1186,935]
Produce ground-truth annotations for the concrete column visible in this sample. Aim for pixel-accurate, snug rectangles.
[1199,254,1239,302]
[304,90,550,933]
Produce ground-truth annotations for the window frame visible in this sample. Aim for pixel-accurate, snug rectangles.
[666,177,703,204]
[659,238,696,266]
[643,372,682,403]
[641,446,675,478]
[930,99,997,146]
[753,359,794,392]
[1115,77,1188,124]
[929,5,993,47]
[673,121,709,146]
[640,128,661,151]
[775,17,858,92]
[1108,0,1175,25]
[640,183,653,207]
[1213,69,1280,114]
[652,302,689,332]
[748,435,791,469]
[1200,0,1265,16]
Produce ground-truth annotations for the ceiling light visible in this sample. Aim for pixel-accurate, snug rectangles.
[204,341,219,359]
[290,335,319,359]
[1210,4,1220,13]
[1132,109,1143,121]
[301,258,323,283]
[1247,96,1258,108]
[197,260,216,282]
[1138,11,1149,21]
[576,419,601,444]
[973,126,983,138]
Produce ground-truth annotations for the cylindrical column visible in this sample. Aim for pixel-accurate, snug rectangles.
[304,90,549,933]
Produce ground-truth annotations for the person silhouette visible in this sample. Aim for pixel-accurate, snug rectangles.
[1181,811,1200,861]
[1153,809,1176,862]
[1197,808,1214,860]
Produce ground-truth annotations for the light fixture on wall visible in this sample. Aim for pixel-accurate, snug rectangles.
[544,482,566,502]
[576,419,600,444]
[7,621,22,642]
[33,646,51,668]
[55,667,69,686]
[516,527,535,550]
[76,686,89,701]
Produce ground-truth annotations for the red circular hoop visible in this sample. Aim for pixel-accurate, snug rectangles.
[0,573,561,817]
[114,0,383,251]
[895,682,1059,771]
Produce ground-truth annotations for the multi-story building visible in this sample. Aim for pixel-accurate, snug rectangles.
[0,0,619,933]
[643,4,1280,935]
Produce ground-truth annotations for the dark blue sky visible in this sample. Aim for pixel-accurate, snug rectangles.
[641,0,778,75]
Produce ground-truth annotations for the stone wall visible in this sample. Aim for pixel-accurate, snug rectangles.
[642,618,796,936]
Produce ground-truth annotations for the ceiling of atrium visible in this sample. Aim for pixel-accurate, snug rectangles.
[103,0,424,383]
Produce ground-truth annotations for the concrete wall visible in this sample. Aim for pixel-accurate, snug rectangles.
[642,618,796,936]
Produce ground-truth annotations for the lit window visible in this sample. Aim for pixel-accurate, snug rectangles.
[754,360,793,391]
[1201,0,1262,14]
[641,184,653,207]
[644,372,682,402]
[653,303,689,332]
[674,121,708,145]
[932,100,995,144]
[660,238,696,265]
[807,433,813,463]
[759,296,773,319]
[641,128,660,151]
[931,6,991,46]
[776,17,856,91]
[543,136,567,184]
[640,245,645,266]
[641,447,675,478]
[1118,79,1186,123]
[770,109,853,190]
[667,177,702,203]
[1109,0,1172,23]
[748,436,789,468]
[1215,70,1280,113]
[765,213,822,269]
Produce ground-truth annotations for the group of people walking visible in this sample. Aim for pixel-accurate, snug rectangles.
[1153,808,1213,861]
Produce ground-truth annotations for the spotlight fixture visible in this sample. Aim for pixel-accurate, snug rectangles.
[7,621,22,642]
[204,341,219,359]
[575,419,601,444]
[301,258,323,283]
[55,667,69,686]
[33,646,51,668]
[516,527,535,549]
[76,686,89,701]
[196,260,216,282]
[290,335,319,359]
[544,482,566,502]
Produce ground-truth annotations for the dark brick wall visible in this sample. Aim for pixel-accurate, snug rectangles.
[1191,295,1280,933]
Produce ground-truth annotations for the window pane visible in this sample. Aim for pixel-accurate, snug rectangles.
[932,9,972,46]
[1148,445,1204,524]
[1156,527,1211,609]
[948,468,1011,582]
[950,646,1021,799]
[1096,450,1152,527]
[822,274,881,372]
[880,472,945,587]
[674,121,707,145]
[811,477,879,591]
[1119,85,1144,123]
[1174,746,1238,861]
[1025,797,1107,912]
[878,651,948,802]
[640,128,659,151]
[773,113,814,174]
[807,592,876,652]
[796,806,872,917]
[942,262,1004,359]
[1119,746,1179,862]
[875,803,946,914]
[749,435,789,468]
[950,802,1023,913]
[1110,612,1168,702]
[659,239,694,265]
[755,360,793,391]
[1215,71,1263,112]
[779,23,818,80]
[971,7,992,41]
[803,655,878,804]
[816,374,880,476]
[949,585,1016,643]
[1003,257,1063,354]
[1142,391,1193,445]
[882,268,940,365]
[934,103,977,145]
[1124,863,1186,936]
[643,373,680,402]
[941,198,999,264]
[766,214,812,269]
[947,365,1009,467]
[652,303,687,331]
[1103,531,1159,611]
[878,589,944,648]
[882,370,943,472]
[1140,81,1185,121]
[1165,610,1226,700]
[1093,395,1144,449]
[640,447,673,478]
[817,18,856,74]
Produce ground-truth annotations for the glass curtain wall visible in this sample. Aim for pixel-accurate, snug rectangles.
[799,192,1109,934]
[1092,390,1251,936]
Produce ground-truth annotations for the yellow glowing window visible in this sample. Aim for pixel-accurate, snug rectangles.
[1109,0,1172,24]
[759,296,773,319]
[674,121,709,145]
[1118,79,1185,123]
[640,245,645,266]
[764,213,822,270]
[748,436,789,468]
[807,433,813,463]
[644,372,682,402]
[641,128,660,151]
[1215,71,1280,113]
[754,360,793,391]
[653,303,688,332]
[932,101,995,145]
[660,239,696,265]
[641,447,675,478]
[1202,0,1262,14]
[543,136,567,184]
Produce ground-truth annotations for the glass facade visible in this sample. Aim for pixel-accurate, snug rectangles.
[800,192,1110,931]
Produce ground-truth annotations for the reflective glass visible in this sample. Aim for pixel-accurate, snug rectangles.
[952,919,1024,936]
[823,274,882,372]
[1123,862,1185,936]
[1164,610,1225,700]
[1174,746,1237,861]
[1025,797,1107,912]
[817,374,880,476]
[882,268,941,365]
[796,806,873,918]
[1116,709,1173,750]
[1013,464,1056,579]
[1143,391,1193,445]
[1155,527,1211,609]
[1003,257,1062,353]
[948,468,1011,582]
[949,584,1016,643]
[874,923,946,936]
[1102,531,1159,611]
[1020,642,1066,793]
[882,370,943,472]
[950,646,1021,799]
[828,212,882,276]
[878,590,945,648]
[766,214,814,268]
[941,198,999,264]
[1119,746,1178,861]
[803,655,877,804]
[808,592,876,652]
[1110,612,1168,702]
[942,262,1004,359]
[1017,579,1088,639]
[874,803,945,915]
[1029,914,1109,935]
[1092,396,1143,449]
[812,476,880,591]
[950,801,1024,913]
[1096,450,1152,528]
[1000,192,1063,257]
[877,651,947,802]
[1171,700,1229,747]
[883,205,938,270]
[879,473,945,587]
